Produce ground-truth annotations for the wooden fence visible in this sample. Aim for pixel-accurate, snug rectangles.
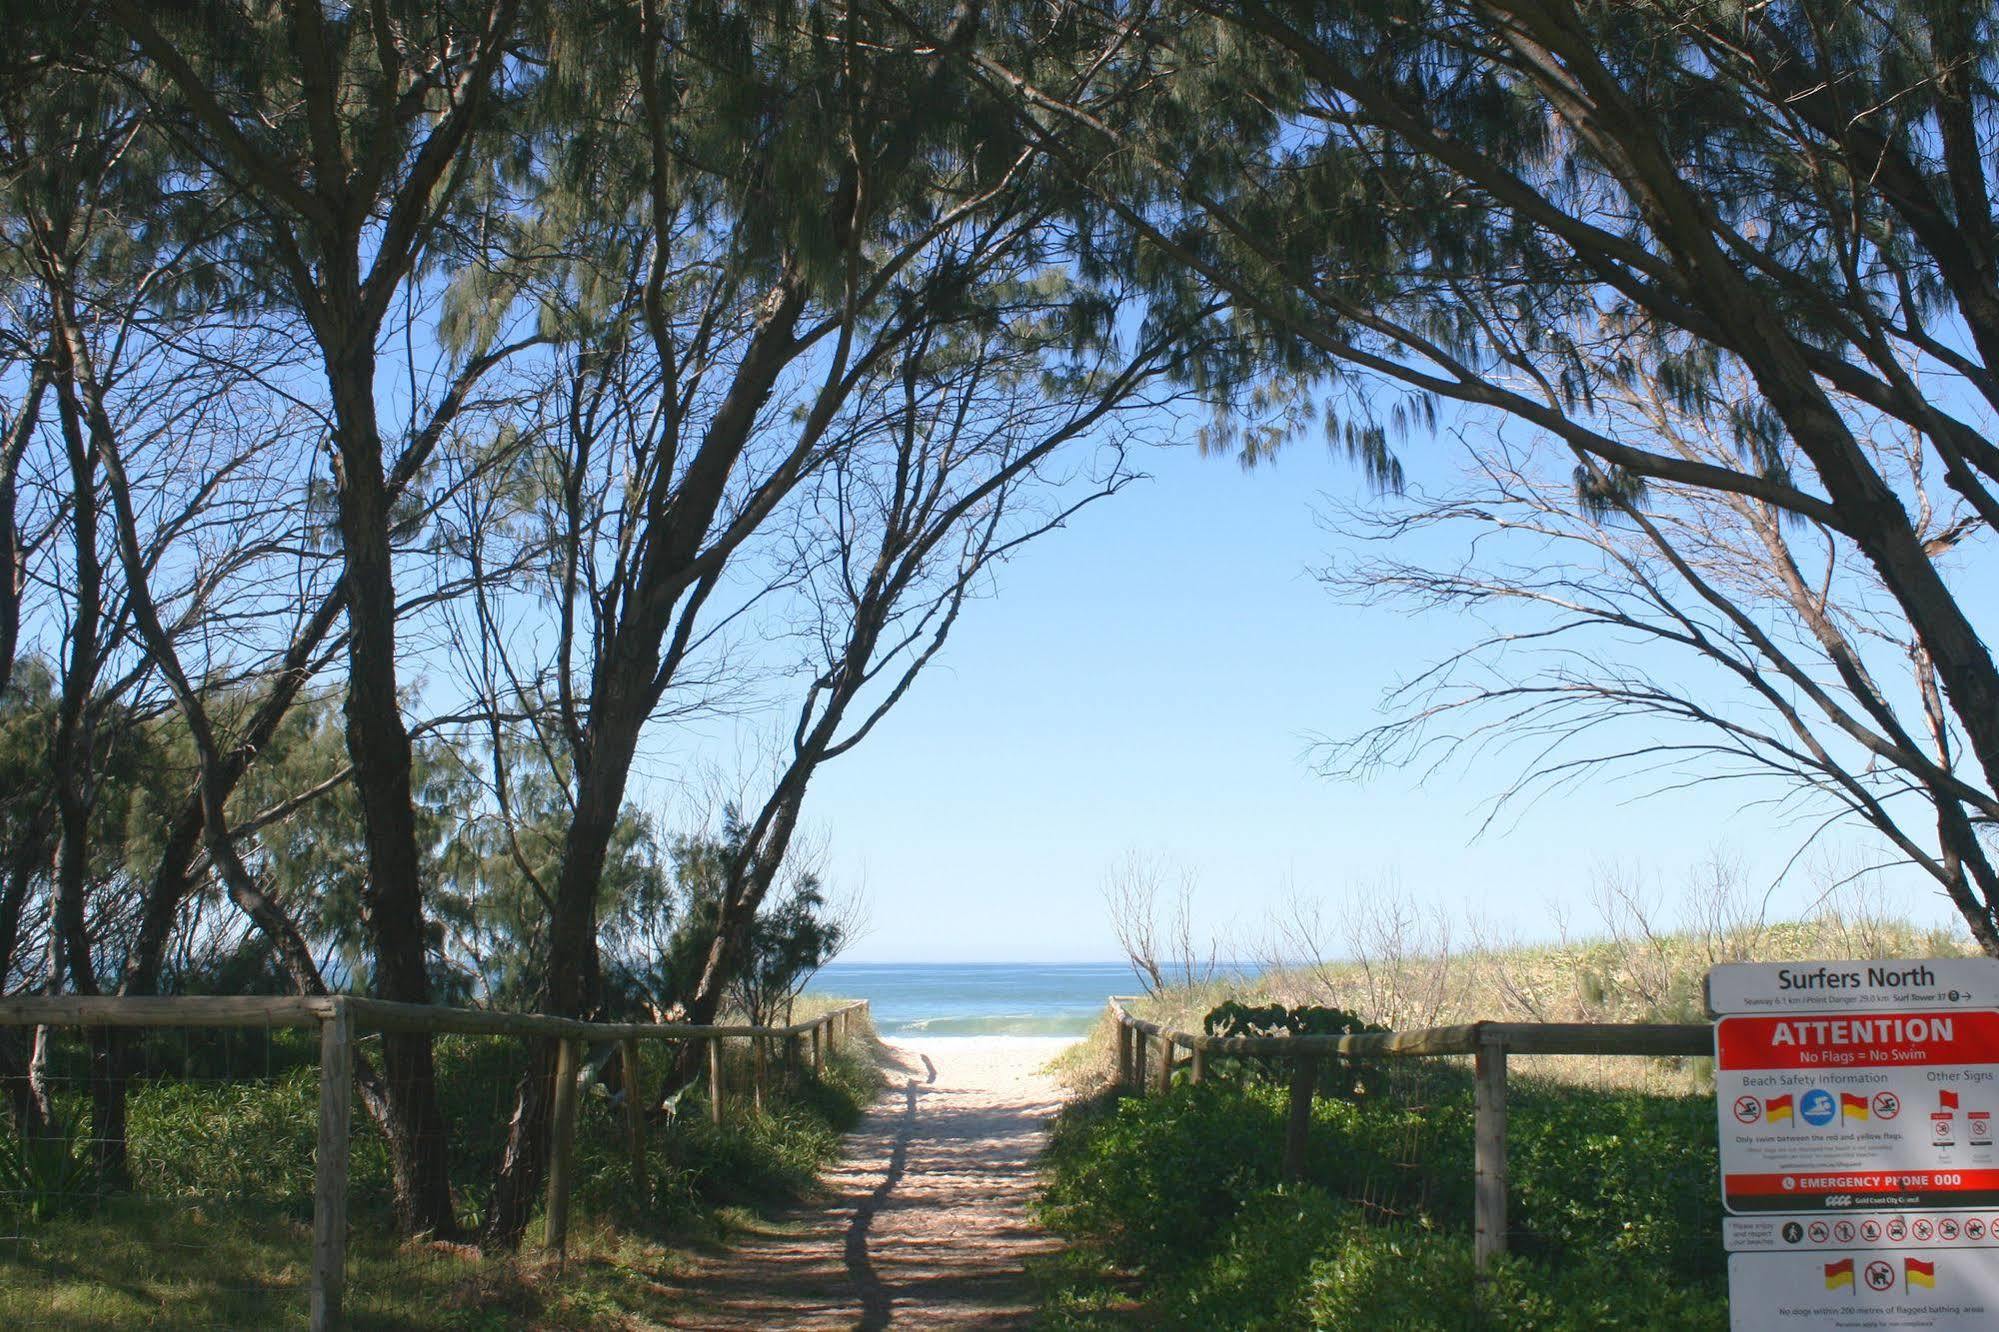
[0,994,869,1330]
[1106,997,1711,1270]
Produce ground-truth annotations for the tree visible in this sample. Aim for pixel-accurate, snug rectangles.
[662,250,1186,1051]
[594,815,853,1029]
[951,0,1999,947]
[1319,376,1994,932]
[453,0,1200,1244]
[106,0,541,1234]
[726,874,850,1031]
[1102,851,1215,998]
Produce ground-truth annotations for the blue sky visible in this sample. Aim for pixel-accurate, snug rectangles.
[661,427,1958,963]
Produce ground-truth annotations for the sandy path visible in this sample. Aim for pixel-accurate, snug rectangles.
[661,1036,1072,1330]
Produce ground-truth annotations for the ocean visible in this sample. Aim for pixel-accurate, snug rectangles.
[806,961,1137,1038]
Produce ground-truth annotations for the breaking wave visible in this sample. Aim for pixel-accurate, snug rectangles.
[887,1012,1094,1038]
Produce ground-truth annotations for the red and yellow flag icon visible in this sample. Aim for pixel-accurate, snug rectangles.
[1825,1259,1855,1291]
[1766,1094,1794,1123]
[1842,1092,1870,1121]
[1907,1258,1936,1290]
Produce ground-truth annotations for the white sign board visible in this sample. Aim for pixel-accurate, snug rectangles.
[1707,960,1999,1017]
[1712,959,1999,1330]
[1715,1009,1999,1212]
[1727,1250,1999,1331]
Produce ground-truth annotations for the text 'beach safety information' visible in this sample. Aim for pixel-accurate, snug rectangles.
[1710,959,1999,1330]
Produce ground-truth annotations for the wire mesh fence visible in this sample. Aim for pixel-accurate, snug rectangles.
[0,1017,323,1328]
[0,997,870,1330]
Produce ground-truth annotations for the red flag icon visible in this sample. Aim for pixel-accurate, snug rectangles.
[1942,1089,1961,1110]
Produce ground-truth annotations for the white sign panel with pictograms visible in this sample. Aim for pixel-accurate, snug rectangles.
[1711,959,1999,1330]
[1715,1009,1999,1212]
[1727,1250,1999,1330]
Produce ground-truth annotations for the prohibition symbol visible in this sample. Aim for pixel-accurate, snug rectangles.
[1940,1218,1961,1241]
[1887,1218,1908,1242]
[1914,1219,1936,1241]
[1833,1220,1856,1243]
[1865,1260,1896,1292]
[1808,1221,1831,1243]
[1936,1119,1954,1138]
[1734,1096,1762,1125]
[1873,1091,1901,1120]
[1860,1219,1882,1242]
[1968,1219,1988,1241]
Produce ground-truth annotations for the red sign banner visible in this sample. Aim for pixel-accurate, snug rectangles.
[1717,1011,1999,1071]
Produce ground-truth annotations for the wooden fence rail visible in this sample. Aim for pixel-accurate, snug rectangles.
[1106,997,1711,1271]
[0,995,870,1331]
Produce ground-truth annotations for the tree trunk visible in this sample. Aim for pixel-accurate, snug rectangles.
[481,731,633,1248]
[324,329,456,1237]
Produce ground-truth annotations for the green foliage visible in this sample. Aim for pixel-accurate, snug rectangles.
[0,1104,96,1223]
[3,1030,879,1323]
[1202,1001,1385,1097]
[125,1070,319,1207]
[1041,1083,1284,1269]
[1475,1252,1730,1331]
[1305,1230,1729,1332]
[1166,1186,1352,1330]
[1038,1074,1726,1329]
[727,877,847,1029]
[1506,1083,1719,1280]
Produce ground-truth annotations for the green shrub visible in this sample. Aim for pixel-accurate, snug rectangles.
[126,1069,319,1206]
[1039,1076,1728,1329]
[1481,1252,1728,1329]
[1302,1223,1727,1330]
[1299,1214,1484,1330]
[0,1104,97,1222]
[1161,1186,1350,1329]
[1041,1084,1285,1270]
[1201,1002,1385,1097]
[1506,1082,1721,1281]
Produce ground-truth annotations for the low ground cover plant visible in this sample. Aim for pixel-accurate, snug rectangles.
[1036,1008,1726,1329]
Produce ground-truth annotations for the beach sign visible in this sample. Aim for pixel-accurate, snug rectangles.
[1709,959,1999,1330]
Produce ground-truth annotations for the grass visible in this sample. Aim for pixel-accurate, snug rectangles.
[0,1003,886,1329]
[1052,911,1970,1096]
[0,1193,769,1330]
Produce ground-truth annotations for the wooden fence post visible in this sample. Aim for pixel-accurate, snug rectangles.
[786,1032,800,1087]
[620,1038,646,1198]
[753,1036,767,1110]
[708,1036,725,1123]
[1116,1020,1134,1090]
[310,1000,352,1332]
[1189,1044,1207,1084]
[1152,1034,1173,1095]
[1282,1054,1318,1184]
[545,1037,581,1263]
[812,1021,823,1077]
[1132,1024,1149,1093]
[1475,1033,1509,1271]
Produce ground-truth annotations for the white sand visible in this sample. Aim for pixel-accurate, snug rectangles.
[663,1035,1079,1329]
[892,1034,1081,1093]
